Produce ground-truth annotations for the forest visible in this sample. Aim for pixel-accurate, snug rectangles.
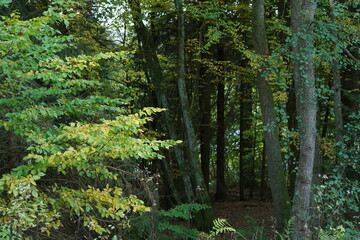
[0,0,359,239]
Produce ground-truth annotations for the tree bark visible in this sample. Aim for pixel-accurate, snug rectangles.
[260,140,267,200]
[175,0,214,230]
[329,0,344,155]
[290,0,317,239]
[199,75,212,191]
[239,80,253,201]
[286,81,298,199]
[215,45,227,201]
[198,22,212,191]
[128,0,192,204]
[252,0,291,232]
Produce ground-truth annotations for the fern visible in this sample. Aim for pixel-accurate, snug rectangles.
[158,203,209,220]
[210,218,236,237]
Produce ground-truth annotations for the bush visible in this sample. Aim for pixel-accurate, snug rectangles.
[314,112,360,239]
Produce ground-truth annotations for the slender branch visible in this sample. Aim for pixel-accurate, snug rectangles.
[106,165,137,177]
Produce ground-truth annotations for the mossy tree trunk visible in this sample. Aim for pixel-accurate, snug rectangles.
[290,0,318,239]
[175,0,214,230]
[128,0,189,205]
[239,79,253,201]
[252,0,291,232]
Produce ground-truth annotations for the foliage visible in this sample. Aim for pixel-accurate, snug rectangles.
[209,216,267,240]
[0,0,359,238]
[314,112,360,239]
[319,224,360,240]
[157,203,210,239]
[0,225,23,240]
[210,218,236,237]
[124,203,209,239]
[0,1,178,239]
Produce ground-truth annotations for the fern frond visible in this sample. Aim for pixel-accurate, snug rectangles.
[210,218,236,237]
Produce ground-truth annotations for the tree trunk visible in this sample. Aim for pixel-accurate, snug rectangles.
[239,80,253,201]
[198,24,212,191]
[252,0,291,232]
[286,81,298,199]
[260,140,267,201]
[329,0,344,155]
[215,45,226,201]
[175,0,214,230]
[199,75,212,191]
[290,0,317,239]
[128,0,193,204]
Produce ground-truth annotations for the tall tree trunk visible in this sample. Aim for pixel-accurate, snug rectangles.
[310,113,323,239]
[286,82,298,199]
[260,140,267,200]
[175,0,214,230]
[215,45,226,201]
[239,107,245,201]
[252,0,291,232]
[148,92,181,206]
[329,0,344,155]
[248,146,255,200]
[239,80,253,201]
[198,22,212,191]
[277,0,298,199]
[128,0,192,204]
[290,0,317,239]
[199,75,212,191]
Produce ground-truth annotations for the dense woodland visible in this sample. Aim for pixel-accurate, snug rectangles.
[0,0,359,239]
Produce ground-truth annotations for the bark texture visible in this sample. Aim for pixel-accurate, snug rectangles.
[252,0,291,232]
[198,25,212,190]
[175,0,214,230]
[286,81,298,199]
[290,0,318,239]
[239,80,253,200]
[329,0,344,154]
[128,0,191,204]
[199,76,212,190]
[215,45,226,201]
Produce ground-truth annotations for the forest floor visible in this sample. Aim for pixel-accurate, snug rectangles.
[212,190,276,239]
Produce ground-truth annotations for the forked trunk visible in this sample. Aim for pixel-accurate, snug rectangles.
[175,0,214,230]
[290,0,317,239]
[252,0,291,232]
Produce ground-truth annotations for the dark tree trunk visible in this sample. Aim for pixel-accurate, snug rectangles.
[260,140,267,201]
[286,81,298,199]
[290,0,318,239]
[239,116,245,201]
[128,0,191,204]
[239,80,253,201]
[252,0,291,232]
[329,0,344,156]
[215,45,226,201]
[175,0,214,230]
[199,76,212,191]
[198,25,213,191]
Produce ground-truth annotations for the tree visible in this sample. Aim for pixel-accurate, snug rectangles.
[290,0,318,239]
[215,44,227,201]
[0,1,176,238]
[127,0,190,205]
[239,78,254,200]
[175,0,214,229]
[251,0,291,232]
[329,0,344,156]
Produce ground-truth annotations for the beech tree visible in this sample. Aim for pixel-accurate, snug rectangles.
[252,0,291,232]
[290,0,318,239]
[175,0,214,229]
[0,1,176,238]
